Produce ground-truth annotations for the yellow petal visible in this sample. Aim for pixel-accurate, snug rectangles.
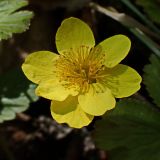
[102,64,142,98]
[22,51,59,84]
[51,96,94,128]
[97,35,131,68]
[36,79,78,101]
[56,17,95,53]
[78,84,116,116]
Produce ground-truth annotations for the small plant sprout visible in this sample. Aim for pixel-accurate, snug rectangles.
[22,17,142,128]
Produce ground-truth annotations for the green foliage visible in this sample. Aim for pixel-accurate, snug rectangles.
[0,68,38,123]
[0,0,33,40]
[91,2,160,159]
[143,54,160,107]
[136,0,160,24]
[94,99,160,160]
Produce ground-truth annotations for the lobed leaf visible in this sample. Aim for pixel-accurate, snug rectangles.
[0,68,38,123]
[94,99,160,160]
[143,54,160,107]
[0,0,33,40]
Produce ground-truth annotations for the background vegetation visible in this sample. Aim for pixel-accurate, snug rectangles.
[0,0,160,160]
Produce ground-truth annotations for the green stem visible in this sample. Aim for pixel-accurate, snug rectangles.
[89,2,160,58]
[129,28,160,58]
[121,0,160,35]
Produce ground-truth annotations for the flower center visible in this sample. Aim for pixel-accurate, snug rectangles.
[56,45,105,93]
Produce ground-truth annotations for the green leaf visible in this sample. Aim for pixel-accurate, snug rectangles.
[143,54,160,107]
[136,0,160,24]
[94,99,160,160]
[0,0,33,40]
[0,68,38,123]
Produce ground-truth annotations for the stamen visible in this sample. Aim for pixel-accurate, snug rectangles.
[55,45,106,93]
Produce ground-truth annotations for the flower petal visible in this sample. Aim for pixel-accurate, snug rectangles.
[97,35,131,68]
[22,51,59,84]
[51,96,94,128]
[56,17,95,53]
[36,79,78,101]
[78,85,116,116]
[102,64,142,98]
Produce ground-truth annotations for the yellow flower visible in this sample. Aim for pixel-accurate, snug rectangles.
[22,17,142,128]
